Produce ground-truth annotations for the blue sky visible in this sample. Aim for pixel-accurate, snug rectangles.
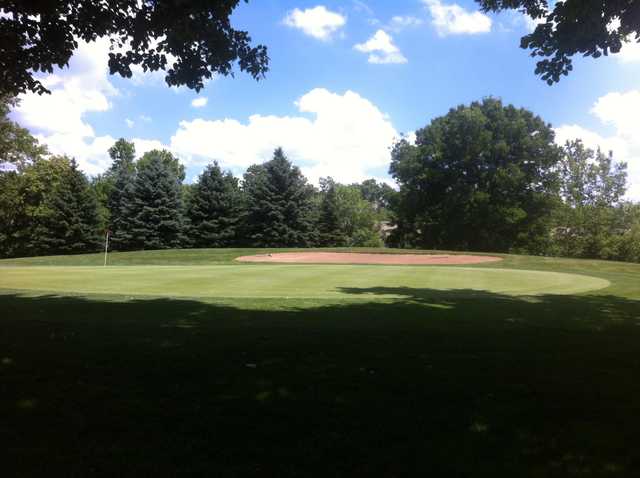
[11,0,640,198]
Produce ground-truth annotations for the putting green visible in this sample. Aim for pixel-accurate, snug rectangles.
[0,265,610,299]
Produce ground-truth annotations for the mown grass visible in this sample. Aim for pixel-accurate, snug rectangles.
[1,248,640,476]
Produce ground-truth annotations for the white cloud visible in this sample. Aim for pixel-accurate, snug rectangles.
[11,38,121,173]
[387,15,424,32]
[191,97,208,108]
[139,114,152,123]
[14,38,117,138]
[616,41,640,63]
[125,118,134,128]
[283,6,346,41]
[354,30,408,64]
[522,14,544,32]
[423,0,492,36]
[170,88,399,185]
[555,90,640,200]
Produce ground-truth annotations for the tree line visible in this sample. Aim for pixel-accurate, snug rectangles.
[0,98,392,257]
[1,96,639,262]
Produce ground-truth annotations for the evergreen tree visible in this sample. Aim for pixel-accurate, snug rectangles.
[120,150,184,250]
[317,177,345,246]
[243,148,315,247]
[186,162,245,247]
[11,156,101,257]
[106,139,137,250]
[40,158,101,254]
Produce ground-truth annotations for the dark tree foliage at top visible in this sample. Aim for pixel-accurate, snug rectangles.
[477,0,640,84]
[389,97,562,253]
[0,0,269,96]
[243,148,316,247]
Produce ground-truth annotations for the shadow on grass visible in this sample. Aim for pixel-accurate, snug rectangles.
[1,290,640,477]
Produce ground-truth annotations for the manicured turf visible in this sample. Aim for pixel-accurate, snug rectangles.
[1,248,640,476]
[0,264,611,298]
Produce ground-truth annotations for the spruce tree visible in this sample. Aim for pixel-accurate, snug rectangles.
[120,150,184,250]
[106,139,136,250]
[317,178,345,246]
[186,162,244,247]
[46,158,101,253]
[243,148,315,247]
[21,157,100,256]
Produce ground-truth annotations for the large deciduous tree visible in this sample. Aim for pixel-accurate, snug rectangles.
[317,178,383,247]
[243,148,315,247]
[477,0,640,84]
[186,162,245,247]
[0,96,47,169]
[389,97,562,252]
[0,0,269,96]
[552,140,629,259]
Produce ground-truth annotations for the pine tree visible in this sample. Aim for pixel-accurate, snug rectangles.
[106,139,136,250]
[46,158,101,253]
[20,157,100,256]
[120,150,184,250]
[243,148,315,247]
[186,162,245,247]
[317,178,345,246]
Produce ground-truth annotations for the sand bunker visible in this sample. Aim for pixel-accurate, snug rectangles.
[235,252,503,265]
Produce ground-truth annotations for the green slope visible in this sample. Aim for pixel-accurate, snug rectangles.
[0,264,610,299]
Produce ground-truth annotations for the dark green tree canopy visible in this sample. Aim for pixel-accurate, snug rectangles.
[0,155,100,257]
[477,0,640,84]
[106,139,136,245]
[243,148,316,247]
[390,97,562,252]
[0,0,269,96]
[118,149,184,250]
[186,161,244,248]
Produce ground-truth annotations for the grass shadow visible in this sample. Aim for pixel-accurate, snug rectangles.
[1,290,640,476]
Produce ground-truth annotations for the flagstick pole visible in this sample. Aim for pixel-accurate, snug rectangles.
[104,231,109,267]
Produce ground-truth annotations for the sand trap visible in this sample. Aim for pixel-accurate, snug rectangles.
[235,252,503,265]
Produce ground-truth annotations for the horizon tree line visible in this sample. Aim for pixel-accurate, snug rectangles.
[1,95,639,263]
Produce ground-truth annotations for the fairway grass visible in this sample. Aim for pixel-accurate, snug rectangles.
[0,264,611,299]
[1,248,640,476]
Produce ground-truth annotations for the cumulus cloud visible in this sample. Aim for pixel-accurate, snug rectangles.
[11,38,121,173]
[191,97,208,108]
[283,6,346,41]
[423,0,492,36]
[555,90,640,200]
[615,41,640,63]
[14,38,116,138]
[354,30,408,64]
[170,88,399,184]
[10,39,175,175]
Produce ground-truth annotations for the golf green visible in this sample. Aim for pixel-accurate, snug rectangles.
[0,264,610,299]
